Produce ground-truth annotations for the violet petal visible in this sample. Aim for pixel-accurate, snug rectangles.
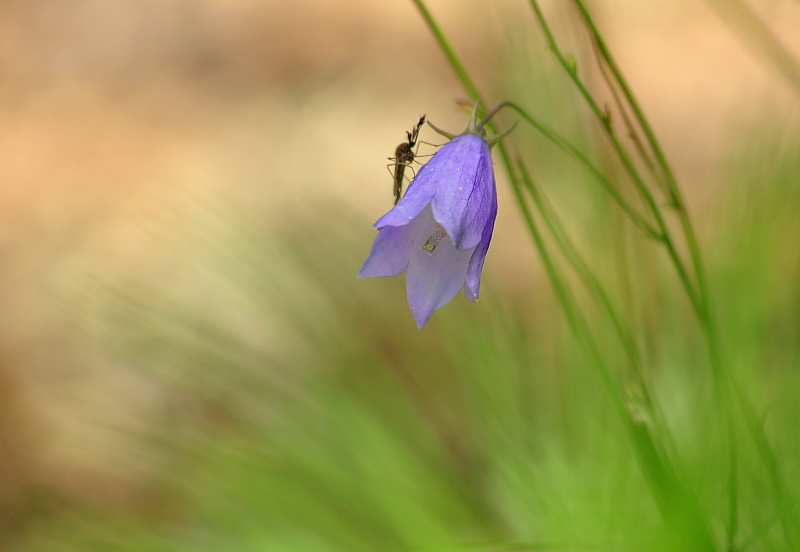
[359,205,437,278]
[429,135,495,251]
[464,194,497,301]
[374,161,438,230]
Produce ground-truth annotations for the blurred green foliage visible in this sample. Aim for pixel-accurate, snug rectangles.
[14,121,800,551]
[9,4,800,550]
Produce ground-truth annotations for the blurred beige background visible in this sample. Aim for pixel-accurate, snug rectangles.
[0,0,798,537]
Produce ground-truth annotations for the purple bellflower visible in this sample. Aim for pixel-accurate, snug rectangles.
[359,101,517,328]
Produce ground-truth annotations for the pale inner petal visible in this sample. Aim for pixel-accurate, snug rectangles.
[406,213,476,328]
[359,203,438,278]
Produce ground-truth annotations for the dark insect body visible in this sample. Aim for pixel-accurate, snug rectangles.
[389,115,425,205]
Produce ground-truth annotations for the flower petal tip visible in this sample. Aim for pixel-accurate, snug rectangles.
[411,309,432,329]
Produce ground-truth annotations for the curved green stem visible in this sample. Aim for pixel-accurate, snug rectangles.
[568,1,795,546]
[517,164,647,395]
[492,101,662,241]
[526,0,702,318]
[518,160,681,458]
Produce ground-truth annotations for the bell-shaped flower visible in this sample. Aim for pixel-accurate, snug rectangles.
[359,102,516,328]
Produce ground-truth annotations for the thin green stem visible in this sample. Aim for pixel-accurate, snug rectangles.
[731,370,796,547]
[528,4,741,543]
[492,101,662,241]
[517,163,688,469]
[515,161,715,552]
[509,164,625,419]
[587,38,671,199]
[568,1,796,545]
[567,0,678,203]
[566,1,739,544]
[526,0,702,318]
[517,163,648,400]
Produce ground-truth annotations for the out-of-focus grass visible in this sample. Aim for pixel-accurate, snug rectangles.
[20,198,660,551]
[10,118,800,551]
[3,3,799,549]
[707,127,800,550]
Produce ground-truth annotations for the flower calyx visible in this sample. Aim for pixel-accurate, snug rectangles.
[426,100,518,149]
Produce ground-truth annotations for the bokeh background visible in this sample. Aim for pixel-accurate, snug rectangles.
[1,0,799,550]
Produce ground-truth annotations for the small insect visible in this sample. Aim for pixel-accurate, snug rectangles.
[388,115,426,205]
[421,223,447,254]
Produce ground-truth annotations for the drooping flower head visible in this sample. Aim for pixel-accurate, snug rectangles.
[359,101,517,328]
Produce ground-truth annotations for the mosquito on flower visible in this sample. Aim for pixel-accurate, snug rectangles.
[387,115,428,205]
[362,101,517,328]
